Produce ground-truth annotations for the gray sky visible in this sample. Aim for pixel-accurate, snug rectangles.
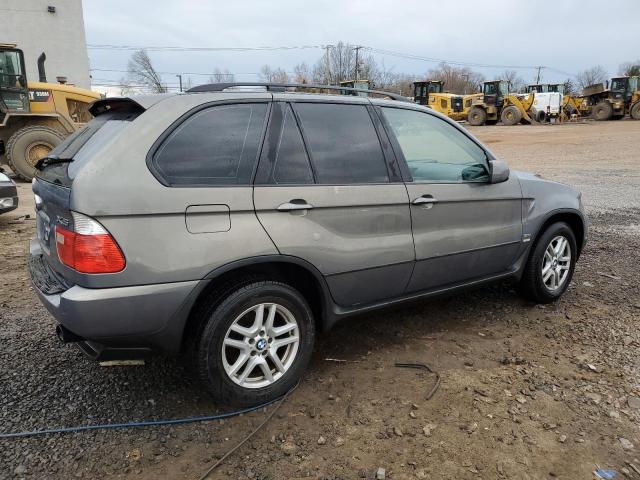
[84,0,640,90]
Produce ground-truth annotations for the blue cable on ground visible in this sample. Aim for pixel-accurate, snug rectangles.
[0,397,280,439]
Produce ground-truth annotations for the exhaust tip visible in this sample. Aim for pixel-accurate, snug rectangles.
[56,325,83,343]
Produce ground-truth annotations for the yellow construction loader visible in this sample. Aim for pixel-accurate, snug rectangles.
[579,76,640,120]
[412,80,478,121]
[0,44,101,180]
[467,80,535,126]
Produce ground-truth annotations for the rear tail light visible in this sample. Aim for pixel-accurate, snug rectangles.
[55,212,125,273]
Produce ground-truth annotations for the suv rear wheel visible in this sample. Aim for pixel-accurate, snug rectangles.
[194,280,315,406]
[519,222,577,303]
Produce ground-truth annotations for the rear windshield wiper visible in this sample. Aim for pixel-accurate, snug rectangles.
[36,155,74,170]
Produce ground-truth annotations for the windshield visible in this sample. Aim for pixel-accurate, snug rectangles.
[484,83,498,95]
[610,78,628,92]
[37,110,140,185]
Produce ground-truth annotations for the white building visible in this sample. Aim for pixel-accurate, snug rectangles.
[1,0,91,88]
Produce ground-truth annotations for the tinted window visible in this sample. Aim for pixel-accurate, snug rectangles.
[294,103,388,184]
[272,104,313,184]
[382,107,489,183]
[153,103,267,185]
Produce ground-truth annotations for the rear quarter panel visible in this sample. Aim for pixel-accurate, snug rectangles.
[69,93,278,288]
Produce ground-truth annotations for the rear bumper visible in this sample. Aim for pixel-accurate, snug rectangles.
[29,239,202,357]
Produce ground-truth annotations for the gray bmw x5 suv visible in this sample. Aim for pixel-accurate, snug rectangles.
[28,83,587,406]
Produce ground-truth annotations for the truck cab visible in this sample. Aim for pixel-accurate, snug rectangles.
[412,80,444,105]
[483,80,509,107]
[0,45,30,115]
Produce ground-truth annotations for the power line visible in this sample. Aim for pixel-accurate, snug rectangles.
[87,44,324,52]
[90,68,276,77]
[364,46,543,70]
[87,43,578,78]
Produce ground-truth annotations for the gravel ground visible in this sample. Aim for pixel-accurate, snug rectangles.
[1,120,639,479]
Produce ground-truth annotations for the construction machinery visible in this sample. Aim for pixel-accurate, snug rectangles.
[578,76,640,121]
[467,80,535,126]
[0,44,101,180]
[527,83,566,94]
[412,80,478,121]
[339,79,371,97]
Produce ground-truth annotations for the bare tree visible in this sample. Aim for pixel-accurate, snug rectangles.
[293,63,311,83]
[501,69,526,93]
[208,68,235,83]
[576,65,608,90]
[127,49,166,93]
[563,78,576,95]
[312,42,379,84]
[618,61,640,77]
[259,65,289,83]
[425,63,484,94]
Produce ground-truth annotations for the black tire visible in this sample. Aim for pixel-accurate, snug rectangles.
[193,281,315,406]
[534,110,547,123]
[6,126,65,181]
[519,222,577,303]
[467,107,487,126]
[592,102,613,121]
[501,105,522,126]
[630,102,640,120]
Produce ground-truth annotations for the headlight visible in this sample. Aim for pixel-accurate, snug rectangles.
[0,172,11,183]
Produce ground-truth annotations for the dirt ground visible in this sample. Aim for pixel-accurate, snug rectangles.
[1,120,639,480]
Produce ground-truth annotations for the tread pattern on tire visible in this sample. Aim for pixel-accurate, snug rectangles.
[6,125,66,181]
[193,280,315,406]
[519,222,577,304]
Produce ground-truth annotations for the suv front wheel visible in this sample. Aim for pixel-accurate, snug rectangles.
[194,281,315,406]
[519,222,577,303]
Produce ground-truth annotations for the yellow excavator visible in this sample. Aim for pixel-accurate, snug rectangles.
[412,80,477,121]
[0,44,101,180]
[467,80,535,126]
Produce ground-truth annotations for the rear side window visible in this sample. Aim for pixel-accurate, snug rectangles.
[294,103,388,184]
[152,103,268,186]
[257,103,314,185]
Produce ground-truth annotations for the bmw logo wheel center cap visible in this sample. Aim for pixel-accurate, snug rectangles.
[256,338,267,351]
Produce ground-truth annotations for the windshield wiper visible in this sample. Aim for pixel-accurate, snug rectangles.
[36,155,74,170]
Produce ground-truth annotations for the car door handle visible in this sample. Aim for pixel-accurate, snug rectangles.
[412,195,438,205]
[277,200,314,211]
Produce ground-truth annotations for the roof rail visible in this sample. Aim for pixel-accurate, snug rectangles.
[185,82,411,102]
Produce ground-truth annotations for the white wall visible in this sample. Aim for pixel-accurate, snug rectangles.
[1,0,91,89]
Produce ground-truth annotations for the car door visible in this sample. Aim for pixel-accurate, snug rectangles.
[253,98,414,307]
[378,105,523,293]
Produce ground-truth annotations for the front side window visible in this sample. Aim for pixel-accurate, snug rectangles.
[0,50,24,88]
[153,103,267,186]
[294,103,388,184]
[382,107,489,183]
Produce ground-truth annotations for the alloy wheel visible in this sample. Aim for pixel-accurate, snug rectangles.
[541,235,571,291]
[221,303,300,389]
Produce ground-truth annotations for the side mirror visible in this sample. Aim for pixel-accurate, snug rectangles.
[490,160,510,183]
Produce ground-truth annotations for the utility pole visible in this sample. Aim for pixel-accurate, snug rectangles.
[462,73,469,94]
[535,66,543,84]
[353,45,363,81]
[176,74,183,92]
[323,45,332,84]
